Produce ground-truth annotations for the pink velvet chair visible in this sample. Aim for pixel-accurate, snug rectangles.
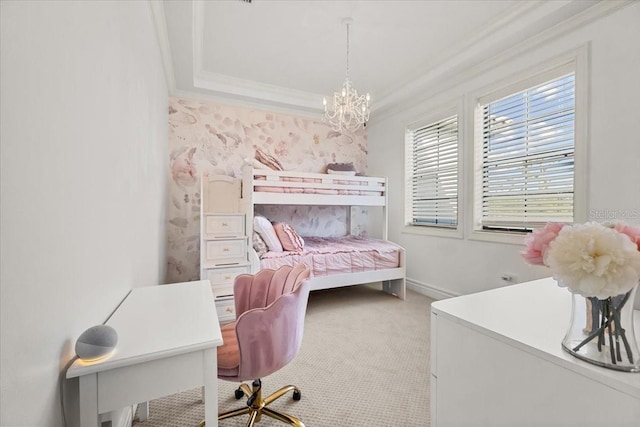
[213,265,311,427]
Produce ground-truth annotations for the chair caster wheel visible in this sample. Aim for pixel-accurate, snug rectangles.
[293,390,301,401]
[235,388,244,399]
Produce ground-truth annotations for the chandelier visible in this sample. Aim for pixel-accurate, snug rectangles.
[323,18,370,133]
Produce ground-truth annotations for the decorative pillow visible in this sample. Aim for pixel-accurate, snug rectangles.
[274,223,305,251]
[326,162,355,173]
[253,215,283,252]
[244,157,270,170]
[327,169,357,176]
[255,148,284,171]
[252,231,268,258]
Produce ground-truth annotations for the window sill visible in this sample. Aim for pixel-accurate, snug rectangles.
[402,225,463,239]
[467,229,527,246]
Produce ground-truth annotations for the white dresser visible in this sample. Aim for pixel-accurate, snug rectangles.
[430,278,640,427]
[200,175,250,323]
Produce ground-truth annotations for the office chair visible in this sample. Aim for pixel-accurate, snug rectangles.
[203,264,311,427]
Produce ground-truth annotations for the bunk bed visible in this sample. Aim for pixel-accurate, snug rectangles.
[241,165,406,300]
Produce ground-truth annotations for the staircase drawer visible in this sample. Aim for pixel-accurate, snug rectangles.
[203,214,244,238]
[203,238,247,265]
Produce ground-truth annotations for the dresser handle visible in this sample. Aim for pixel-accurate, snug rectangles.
[223,248,229,252]
[225,276,231,280]
[226,307,233,313]
[222,222,228,227]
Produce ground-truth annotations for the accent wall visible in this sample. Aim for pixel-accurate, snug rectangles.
[167,97,368,283]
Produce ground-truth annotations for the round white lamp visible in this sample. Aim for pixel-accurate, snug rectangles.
[75,325,118,361]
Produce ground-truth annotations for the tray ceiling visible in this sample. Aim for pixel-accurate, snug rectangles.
[156,0,606,119]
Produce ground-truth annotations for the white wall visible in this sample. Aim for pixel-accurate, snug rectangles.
[368,4,640,298]
[0,1,168,426]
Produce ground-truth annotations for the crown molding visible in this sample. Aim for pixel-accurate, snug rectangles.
[157,0,632,122]
[191,0,324,113]
[171,89,325,121]
[192,70,324,112]
[372,0,633,123]
[372,0,548,106]
[150,0,321,116]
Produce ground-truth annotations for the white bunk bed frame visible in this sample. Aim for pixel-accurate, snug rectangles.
[241,165,406,300]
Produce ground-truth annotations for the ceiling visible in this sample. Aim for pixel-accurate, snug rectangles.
[156,0,605,120]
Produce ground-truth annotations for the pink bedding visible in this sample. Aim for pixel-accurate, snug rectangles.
[259,236,401,277]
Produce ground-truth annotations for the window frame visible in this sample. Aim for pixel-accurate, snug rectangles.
[403,102,464,239]
[467,47,589,245]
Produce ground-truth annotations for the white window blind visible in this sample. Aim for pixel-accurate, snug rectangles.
[407,115,458,228]
[479,73,575,231]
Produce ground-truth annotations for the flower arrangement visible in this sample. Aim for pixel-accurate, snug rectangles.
[522,221,640,371]
[522,222,640,298]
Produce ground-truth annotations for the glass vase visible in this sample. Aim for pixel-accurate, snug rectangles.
[562,285,640,372]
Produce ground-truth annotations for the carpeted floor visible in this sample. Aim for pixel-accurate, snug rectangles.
[132,284,433,426]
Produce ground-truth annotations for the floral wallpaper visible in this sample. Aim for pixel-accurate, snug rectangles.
[167,97,368,283]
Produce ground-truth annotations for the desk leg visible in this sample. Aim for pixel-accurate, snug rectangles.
[79,374,100,427]
[203,348,218,427]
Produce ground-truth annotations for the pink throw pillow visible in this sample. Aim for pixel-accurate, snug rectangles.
[274,223,305,251]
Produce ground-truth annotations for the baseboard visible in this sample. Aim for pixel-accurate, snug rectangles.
[407,278,460,300]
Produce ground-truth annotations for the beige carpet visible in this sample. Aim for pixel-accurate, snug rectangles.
[132,284,433,426]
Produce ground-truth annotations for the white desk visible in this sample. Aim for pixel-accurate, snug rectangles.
[430,278,640,427]
[66,280,222,427]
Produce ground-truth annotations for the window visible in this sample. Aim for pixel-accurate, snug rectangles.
[406,115,459,229]
[475,68,575,233]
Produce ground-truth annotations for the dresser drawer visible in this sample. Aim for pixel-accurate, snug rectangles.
[204,265,251,297]
[203,238,247,266]
[204,214,244,238]
[216,296,236,323]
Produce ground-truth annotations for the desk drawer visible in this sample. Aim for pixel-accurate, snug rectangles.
[203,238,246,265]
[204,214,244,238]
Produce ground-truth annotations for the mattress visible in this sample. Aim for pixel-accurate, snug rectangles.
[259,235,401,277]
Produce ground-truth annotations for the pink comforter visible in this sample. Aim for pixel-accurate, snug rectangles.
[260,235,400,277]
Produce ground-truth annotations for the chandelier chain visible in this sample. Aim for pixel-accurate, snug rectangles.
[345,23,350,81]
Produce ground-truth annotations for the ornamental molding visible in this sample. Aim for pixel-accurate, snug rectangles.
[149,0,632,119]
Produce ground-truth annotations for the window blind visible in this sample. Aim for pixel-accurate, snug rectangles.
[479,73,575,231]
[408,115,458,228]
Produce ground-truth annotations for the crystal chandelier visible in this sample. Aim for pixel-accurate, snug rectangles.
[323,18,370,133]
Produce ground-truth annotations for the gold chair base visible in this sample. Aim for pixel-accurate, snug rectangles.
[199,381,304,427]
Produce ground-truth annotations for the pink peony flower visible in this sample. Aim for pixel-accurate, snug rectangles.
[614,223,640,251]
[522,222,565,266]
[546,222,640,298]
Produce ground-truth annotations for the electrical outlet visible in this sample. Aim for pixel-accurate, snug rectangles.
[500,273,518,284]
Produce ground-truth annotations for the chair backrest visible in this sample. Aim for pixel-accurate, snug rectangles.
[234,264,310,315]
[233,265,311,381]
